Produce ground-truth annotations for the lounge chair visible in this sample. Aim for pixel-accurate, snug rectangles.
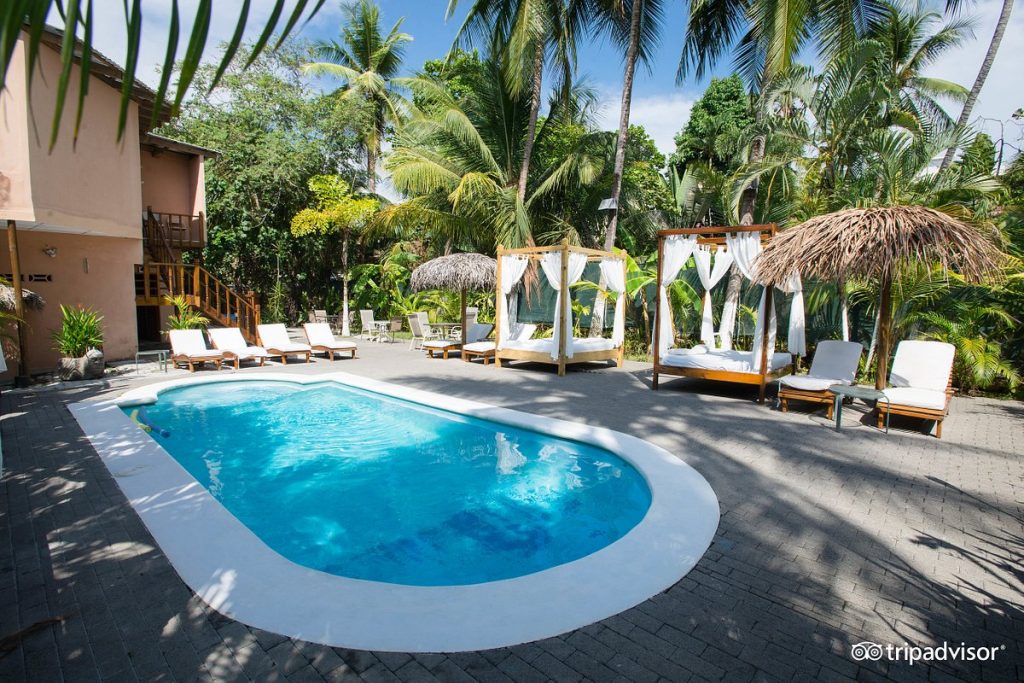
[208,327,270,369]
[463,324,535,365]
[359,309,389,342]
[169,329,223,372]
[778,340,863,418]
[303,323,357,360]
[408,313,442,350]
[256,324,312,364]
[878,340,955,438]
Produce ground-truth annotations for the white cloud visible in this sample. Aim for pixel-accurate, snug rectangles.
[595,91,695,157]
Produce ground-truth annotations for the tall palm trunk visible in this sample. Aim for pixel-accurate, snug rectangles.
[341,229,352,337]
[590,0,643,337]
[517,47,545,205]
[367,148,377,194]
[938,0,1014,172]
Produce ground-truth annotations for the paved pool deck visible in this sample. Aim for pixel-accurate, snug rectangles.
[1,339,1022,682]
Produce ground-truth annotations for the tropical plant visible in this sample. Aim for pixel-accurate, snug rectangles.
[303,0,412,192]
[51,304,103,357]
[164,295,209,331]
[4,1,326,147]
[669,74,752,175]
[291,175,379,335]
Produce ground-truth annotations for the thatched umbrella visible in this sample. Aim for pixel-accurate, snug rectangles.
[410,253,496,345]
[756,206,1004,389]
[0,283,45,312]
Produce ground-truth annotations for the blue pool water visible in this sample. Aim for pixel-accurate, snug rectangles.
[128,381,652,586]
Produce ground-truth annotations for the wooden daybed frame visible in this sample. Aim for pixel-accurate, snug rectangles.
[495,242,627,376]
[651,224,793,403]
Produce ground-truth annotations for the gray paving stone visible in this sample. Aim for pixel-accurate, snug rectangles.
[1,348,1021,683]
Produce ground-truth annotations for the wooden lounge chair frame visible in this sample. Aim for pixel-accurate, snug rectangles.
[780,387,836,419]
[257,325,312,365]
[171,354,223,372]
[462,346,494,365]
[221,351,266,370]
[311,345,356,361]
[876,372,954,438]
[651,225,792,403]
[495,241,627,376]
[424,342,460,360]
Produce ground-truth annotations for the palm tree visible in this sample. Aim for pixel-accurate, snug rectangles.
[938,0,1016,172]
[868,2,972,134]
[370,60,606,252]
[304,0,412,193]
[445,0,584,206]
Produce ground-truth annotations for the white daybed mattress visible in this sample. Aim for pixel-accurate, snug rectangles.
[661,349,791,373]
[502,337,617,354]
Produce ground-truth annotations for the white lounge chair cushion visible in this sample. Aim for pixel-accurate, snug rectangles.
[779,375,839,392]
[423,340,460,350]
[808,340,862,384]
[463,341,496,353]
[169,330,220,357]
[466,323,494,343]
[258,323,312,352]
[208,328,269,357]
[270,342,312,353]
[882,387,948,411]
[304,323,356,349]
[890,340,955,392]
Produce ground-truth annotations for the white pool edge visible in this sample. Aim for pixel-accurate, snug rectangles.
[70,371,720,652]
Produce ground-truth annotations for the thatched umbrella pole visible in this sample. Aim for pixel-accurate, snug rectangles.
[756,206,1004,388]
[876,270,893,390]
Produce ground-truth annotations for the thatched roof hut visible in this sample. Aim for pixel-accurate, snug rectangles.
[410,253,496,293]
[410,253,496,346]
[0,283,45,312]
[756,206,1004,388]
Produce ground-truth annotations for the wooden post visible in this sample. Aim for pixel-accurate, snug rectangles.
[494,246,503,368]
[460,289,467,346]
[558,241,569,376]
[617,256,627,368]
[652,233,665,389]
[6,220,29,386]
[758,285,775,404]
[875,273,892,391]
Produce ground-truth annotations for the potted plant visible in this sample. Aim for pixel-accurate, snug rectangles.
[164,295,209,330]
[52,305,105,380]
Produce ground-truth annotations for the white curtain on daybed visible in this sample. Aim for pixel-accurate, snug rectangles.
[656,235,698,354]
[598,257,627,346]
[540,251,588,359]
[693,246,734,348]
[723,232,806,368]
[498,255,529,349]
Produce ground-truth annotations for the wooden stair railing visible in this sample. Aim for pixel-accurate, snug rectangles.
[135,261,261,343]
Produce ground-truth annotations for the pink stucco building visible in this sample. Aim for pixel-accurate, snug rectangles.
[0,26,253,381]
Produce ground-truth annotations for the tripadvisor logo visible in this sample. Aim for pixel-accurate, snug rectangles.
[851,641,1006,665]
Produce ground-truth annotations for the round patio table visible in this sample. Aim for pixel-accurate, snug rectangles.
[828,384,890,433]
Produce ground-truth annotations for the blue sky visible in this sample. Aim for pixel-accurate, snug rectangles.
[56,1,1024,157]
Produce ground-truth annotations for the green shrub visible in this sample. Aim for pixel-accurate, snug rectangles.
[52,305,104,357]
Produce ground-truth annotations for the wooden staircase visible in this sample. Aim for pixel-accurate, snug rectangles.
[136,209,260,342]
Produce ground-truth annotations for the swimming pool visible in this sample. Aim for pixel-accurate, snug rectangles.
[73,372,719,651]
[126,380,652,586]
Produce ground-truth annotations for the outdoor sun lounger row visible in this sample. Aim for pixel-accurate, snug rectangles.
[169,324,357,372]
[777,339,954,437]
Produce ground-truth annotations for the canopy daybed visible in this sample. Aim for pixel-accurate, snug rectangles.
[495,242,628,376]
[652,224,806,402]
